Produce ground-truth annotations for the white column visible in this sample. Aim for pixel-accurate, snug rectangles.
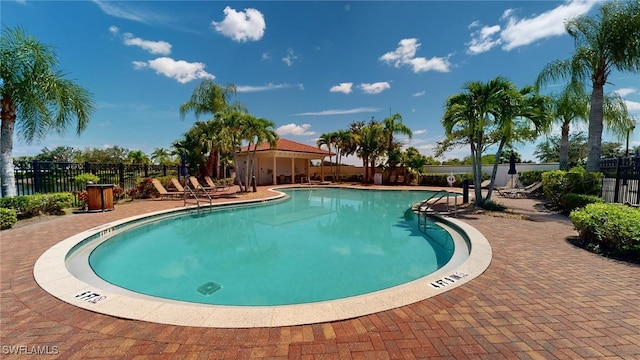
[272,156,277,185]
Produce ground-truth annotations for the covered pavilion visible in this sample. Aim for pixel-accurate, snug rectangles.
[236,138,334,186]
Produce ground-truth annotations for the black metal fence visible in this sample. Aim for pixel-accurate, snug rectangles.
[600,156,640,206]
[4,161,179,197]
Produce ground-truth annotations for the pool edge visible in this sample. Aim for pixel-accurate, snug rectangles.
[33,188,492,328]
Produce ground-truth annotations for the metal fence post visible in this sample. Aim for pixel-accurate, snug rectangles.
[614,157,621,203]
[32,161,41,194]
[119,163,125,189]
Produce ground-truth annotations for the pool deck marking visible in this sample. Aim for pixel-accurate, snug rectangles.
[34,187,492,328]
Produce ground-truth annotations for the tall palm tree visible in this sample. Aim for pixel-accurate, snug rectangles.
[357,121,385,183]
[443,77,511,204]
[317,132,336,181]
[382,113,413,183]
[243,116,277,191]
[150,147,173,166]
[485,84,552,199]
[536,0,640,172]
[1,27,94,196]
[126,150,151,164]
[547,82,632,170]
[179,80,241,178]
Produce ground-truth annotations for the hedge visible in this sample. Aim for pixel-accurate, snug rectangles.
[0,193,74,219]
[570,203,640,256]
[0,208,18,230]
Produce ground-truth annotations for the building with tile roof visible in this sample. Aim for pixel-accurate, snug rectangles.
[237,138,334,185]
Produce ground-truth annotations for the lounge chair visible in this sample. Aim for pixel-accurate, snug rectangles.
[170,178,185,192]
[470,179,492,189]
[204,176,230,192]
[151,179,183,199]
[500,181,543,198]
[494,178,520,195]
[188,176,213,196]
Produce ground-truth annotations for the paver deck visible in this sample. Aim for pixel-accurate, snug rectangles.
[1,185,639,359]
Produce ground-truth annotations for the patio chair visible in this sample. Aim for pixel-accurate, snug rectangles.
[151,179,183,200]
[170,178,185,192]
[494,178,520,196]
[204,176,230,192]
[188,176,213,196]
[469,179,492,189]
[500,181,543,198]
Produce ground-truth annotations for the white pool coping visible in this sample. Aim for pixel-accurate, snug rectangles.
[33,188,492,328]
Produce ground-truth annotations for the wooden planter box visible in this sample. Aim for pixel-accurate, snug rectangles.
[86,184,114,212]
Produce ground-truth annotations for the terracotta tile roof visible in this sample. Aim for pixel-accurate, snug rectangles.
[240,138,334,156]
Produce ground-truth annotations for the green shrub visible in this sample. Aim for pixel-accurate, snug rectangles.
[542,167,602,206]
[0,208,18,230]
[518,170,544,187]
[74,173,100,186]
[420,173,477,187]
[570,203,640,256]
[0,193,73,218]
[479,199,506,211]
[560,193,605,214]
[135,176,174,198]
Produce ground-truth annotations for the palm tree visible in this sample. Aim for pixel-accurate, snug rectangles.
[443,77,510,205]
[243,116,278,191]
[179,80,241,178]
[1,27,94,196]
[485,84,552,199]
[382,113,413,183]
[150,147,173,166]
[357,121,386,183]
[317,132,336,181]
[547,82,632,170]
[126,150,151,164]
[536,0,640,172]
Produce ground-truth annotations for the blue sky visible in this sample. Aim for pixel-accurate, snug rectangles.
[4,0,639,164]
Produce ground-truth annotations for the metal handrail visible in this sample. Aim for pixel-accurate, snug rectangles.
[414,190,462,227]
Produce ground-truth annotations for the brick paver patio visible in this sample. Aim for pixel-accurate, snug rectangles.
[1,186,639,359]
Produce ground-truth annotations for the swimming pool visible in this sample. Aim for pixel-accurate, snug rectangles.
[35,186,492,327]
[87,188,454,306]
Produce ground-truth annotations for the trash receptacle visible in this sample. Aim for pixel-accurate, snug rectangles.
[86,184,114,212]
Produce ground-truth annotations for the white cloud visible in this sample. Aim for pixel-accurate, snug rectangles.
[330,83,353,94]
[501,0,598,51]
[282,48,298,66]
[413,129,427,135]
[359,82,390,94]
[93,1,165,24]
[133,57,215,83]
[612,88,637,97]
[109,26,119,34]
[468,20,481,29]
[123,33,171,55]
[276,123,315,136]
[466,0,600,55]
[261,53,270,61]
[467,25,502,55]
[236,83,302,93]
[625,100,640,113]
[412,91,426,97]
[212,6,265,42]
[380,38,451,73]
[294,107,382,116]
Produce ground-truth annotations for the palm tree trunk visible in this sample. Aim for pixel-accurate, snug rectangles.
[0,99,17,197]
[486,139,506,200]
[560,119,570,170]
[586,82,605,172]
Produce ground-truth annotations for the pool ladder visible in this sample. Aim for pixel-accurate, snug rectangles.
[413,190,462,227]
[183,185,212,210]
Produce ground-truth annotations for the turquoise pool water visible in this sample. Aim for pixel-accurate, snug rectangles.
[89,188,454,306]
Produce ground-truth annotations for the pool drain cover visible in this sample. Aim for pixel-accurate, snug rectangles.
[197,282,221,295]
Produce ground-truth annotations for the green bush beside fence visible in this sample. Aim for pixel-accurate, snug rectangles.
[0,208,18,230]
[0,193,74,219]
[570,203,640,258]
